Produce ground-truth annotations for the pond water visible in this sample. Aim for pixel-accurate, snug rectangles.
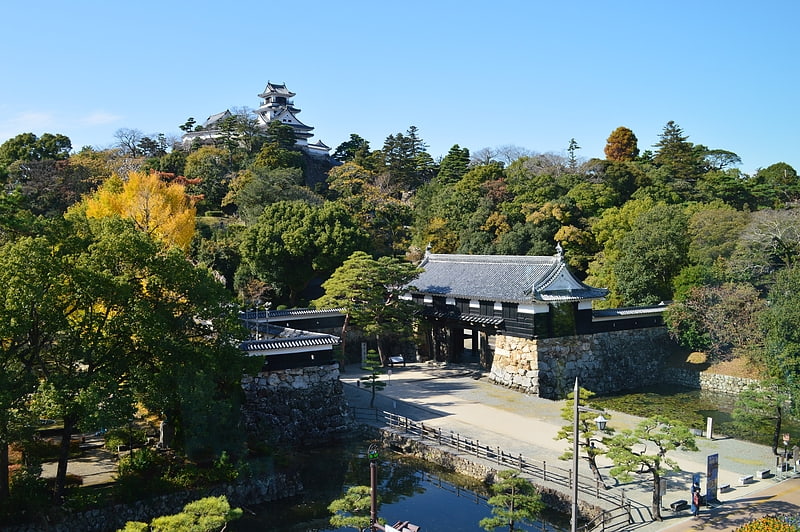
[231,440,569,532]
[592,384,800,447]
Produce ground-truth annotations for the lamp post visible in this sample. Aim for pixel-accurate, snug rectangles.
[571,378,608,532]
[368,444,379,532]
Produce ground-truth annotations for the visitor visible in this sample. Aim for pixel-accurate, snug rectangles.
[691,483,701,517]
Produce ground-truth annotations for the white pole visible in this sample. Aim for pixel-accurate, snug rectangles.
[571,377,579,532]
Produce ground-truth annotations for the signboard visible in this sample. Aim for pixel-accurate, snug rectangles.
[707,453,719,502]
[361,342,367,366]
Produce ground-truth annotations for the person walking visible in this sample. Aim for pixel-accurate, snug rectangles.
[691,483,701,517]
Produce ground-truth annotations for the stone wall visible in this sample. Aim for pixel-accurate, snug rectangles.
[489,327,673,399]
[241,363,353,446]
[2,473,302,532]
[488,326,763,398]
[663,367,759,394]
[379,429,602,521]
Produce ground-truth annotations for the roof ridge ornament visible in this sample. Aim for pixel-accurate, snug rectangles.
[556,242,564,261]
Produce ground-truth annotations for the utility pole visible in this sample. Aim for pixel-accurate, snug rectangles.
[369,444,379,532]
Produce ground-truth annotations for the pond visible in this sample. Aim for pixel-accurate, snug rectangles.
[592,384,800,447]
[231,440,570,531]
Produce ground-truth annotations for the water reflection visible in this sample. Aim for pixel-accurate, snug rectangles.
[231,439,568,531]
[592,385,800,446]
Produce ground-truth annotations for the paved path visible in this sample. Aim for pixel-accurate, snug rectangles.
[341,362,800,531]
[40,435,118,486]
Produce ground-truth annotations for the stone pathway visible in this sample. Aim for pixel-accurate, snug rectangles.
[341,361,799,531]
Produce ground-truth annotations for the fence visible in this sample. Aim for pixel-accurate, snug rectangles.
[353,407,632,532]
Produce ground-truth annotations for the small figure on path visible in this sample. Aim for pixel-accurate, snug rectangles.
[691,483,701,517]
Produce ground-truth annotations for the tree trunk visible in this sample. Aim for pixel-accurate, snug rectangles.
[587,456,607,489]
[375,334,387,366]
[652,473,662,521]
[0,440,9,500]
[339,313,350,372]
[53,416,76,503]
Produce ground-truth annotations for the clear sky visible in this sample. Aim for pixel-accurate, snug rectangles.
[2,1,798,175]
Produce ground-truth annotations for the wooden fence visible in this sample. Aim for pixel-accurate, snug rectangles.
[353,407,633,532]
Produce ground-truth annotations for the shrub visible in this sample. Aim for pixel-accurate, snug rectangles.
[104,427,147,451]
[737,515,800,531]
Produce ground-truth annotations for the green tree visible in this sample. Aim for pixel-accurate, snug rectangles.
[686,204,749,267]
[555,387,612,487]
[238,201,368,306]
[437,144,471,184]
[614,203,689,305]
[753,162,800,205]
[651,121,705,200]
[732,382,792,455]
[762,264,800,383]
[585,197,657,307]
[0,216,247,500]
[328,485,381,530]
[605,417,697,521]
[380,126,435,191]
[120,495,242,532]
[604,126,639,162]
[333,134,371,163]
[183,146,233,212]
[227,166,319,224]
[479,470,543,532]
[328,162,413,257]
[313,251,422,366]
[0,132,72,177]
[360,350,387,408]
[567,138,581,171]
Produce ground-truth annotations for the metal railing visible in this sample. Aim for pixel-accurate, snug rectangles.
[355,408,632,531]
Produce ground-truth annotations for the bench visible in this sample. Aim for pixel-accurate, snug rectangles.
[719,483,731,492]
[388,356,406,367]
[756,469,771,479]
[739,475,754,485]
[670,500,688,512]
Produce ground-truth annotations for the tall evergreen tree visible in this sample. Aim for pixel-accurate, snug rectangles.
[437,144,471,184]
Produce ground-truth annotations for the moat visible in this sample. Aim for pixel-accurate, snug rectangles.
[231,441,569,531]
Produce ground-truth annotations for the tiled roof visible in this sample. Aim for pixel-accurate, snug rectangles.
[202,110,231,127]
[240,308,345,321]
[240,326,340,353]
[259,82,295,98]
[593,304,669,319]
[241,335,340,352]
[411,253,608,303]
[420,307,505,326]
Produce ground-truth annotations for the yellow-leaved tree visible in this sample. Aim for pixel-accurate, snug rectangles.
[84,171,196,250]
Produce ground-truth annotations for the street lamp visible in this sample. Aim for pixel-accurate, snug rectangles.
[571,378,607,532]
[368,444,379,532]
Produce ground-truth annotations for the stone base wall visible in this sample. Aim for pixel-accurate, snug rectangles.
[241,364,353,446]
[663,367,759,394]
[489,328,673,399]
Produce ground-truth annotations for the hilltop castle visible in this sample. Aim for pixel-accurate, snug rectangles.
[181,82,330,157]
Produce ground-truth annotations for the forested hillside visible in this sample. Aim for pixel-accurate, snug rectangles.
[1,119,798,380]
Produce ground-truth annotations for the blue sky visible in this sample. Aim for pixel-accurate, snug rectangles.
[2,1,798,175]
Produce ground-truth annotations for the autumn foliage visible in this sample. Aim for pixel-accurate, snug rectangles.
[84,171,196,250]
[736,516,800,531]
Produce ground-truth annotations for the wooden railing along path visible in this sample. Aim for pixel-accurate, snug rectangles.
[352,407,634,532]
